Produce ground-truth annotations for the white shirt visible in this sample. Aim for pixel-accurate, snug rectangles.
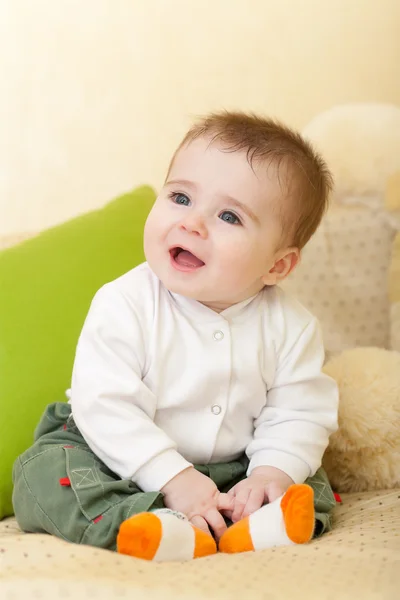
[70,262,338,493]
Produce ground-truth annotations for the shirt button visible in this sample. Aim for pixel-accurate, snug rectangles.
[211,404,222,415]
[213,330,224,341]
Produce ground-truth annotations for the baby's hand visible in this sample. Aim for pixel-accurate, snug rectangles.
[222,466,294,523]
[161,467,233,540]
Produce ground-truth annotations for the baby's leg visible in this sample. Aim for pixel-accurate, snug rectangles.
[13,402,216,561]
[219,484,315,553]
[117,510,216,561]
[219,469,336,553]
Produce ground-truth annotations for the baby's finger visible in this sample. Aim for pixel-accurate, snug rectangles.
[221,509,233,520]
[232,488,251,523]
[242,487,265,518]
[217,492,235,512]
[190,515,212,536]
[205,508,228,541]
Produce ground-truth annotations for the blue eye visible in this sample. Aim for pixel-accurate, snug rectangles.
[219,211,241,225]
[171,193,191,206]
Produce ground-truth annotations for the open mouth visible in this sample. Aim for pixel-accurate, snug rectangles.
[169,247,205,271]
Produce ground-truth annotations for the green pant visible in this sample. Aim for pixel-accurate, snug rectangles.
[12,403,336,550]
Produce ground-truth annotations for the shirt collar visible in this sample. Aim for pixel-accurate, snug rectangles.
[168,289,260,323]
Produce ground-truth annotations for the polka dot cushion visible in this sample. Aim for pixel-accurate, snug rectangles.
[282,202,396,357]
[386,171,400,352]
[389,232,400,352]
[1,489,399,600]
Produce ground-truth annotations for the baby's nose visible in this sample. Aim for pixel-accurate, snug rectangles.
[180,215,208,238]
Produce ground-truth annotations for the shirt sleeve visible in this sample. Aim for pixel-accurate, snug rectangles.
[246,317,339,483]
[69,285,192,492]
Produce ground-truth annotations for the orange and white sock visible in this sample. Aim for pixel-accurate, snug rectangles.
[117,509,217,561]
[219,484,315,554]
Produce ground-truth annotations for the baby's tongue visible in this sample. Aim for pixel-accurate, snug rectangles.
[175,250,204,268]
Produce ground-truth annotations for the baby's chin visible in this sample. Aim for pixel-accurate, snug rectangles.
[146,257,207,299]
[146,256,257,308]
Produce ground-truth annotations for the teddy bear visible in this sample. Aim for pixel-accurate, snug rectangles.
[322,347,400,493]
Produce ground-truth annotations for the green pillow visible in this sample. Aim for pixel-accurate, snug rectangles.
[0,186,156,519]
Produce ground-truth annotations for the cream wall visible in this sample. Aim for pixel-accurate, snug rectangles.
[1,0,399,236]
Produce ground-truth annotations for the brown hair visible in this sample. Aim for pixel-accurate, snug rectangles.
[171,111,333,249]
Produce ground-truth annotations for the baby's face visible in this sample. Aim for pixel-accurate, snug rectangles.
[144,136,289,311]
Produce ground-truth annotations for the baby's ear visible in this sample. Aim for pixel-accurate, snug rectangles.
[262,248,300,286]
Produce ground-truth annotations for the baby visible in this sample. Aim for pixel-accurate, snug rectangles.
[13,112,339,562]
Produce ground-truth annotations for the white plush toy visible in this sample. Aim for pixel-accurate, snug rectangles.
[302,102,400,200]
[323,347,400,493]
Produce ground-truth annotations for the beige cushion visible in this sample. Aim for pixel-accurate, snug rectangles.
[389,232,400,352]
[282,203,395,356]
[386,171,400,352]
[0,489,398,600]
